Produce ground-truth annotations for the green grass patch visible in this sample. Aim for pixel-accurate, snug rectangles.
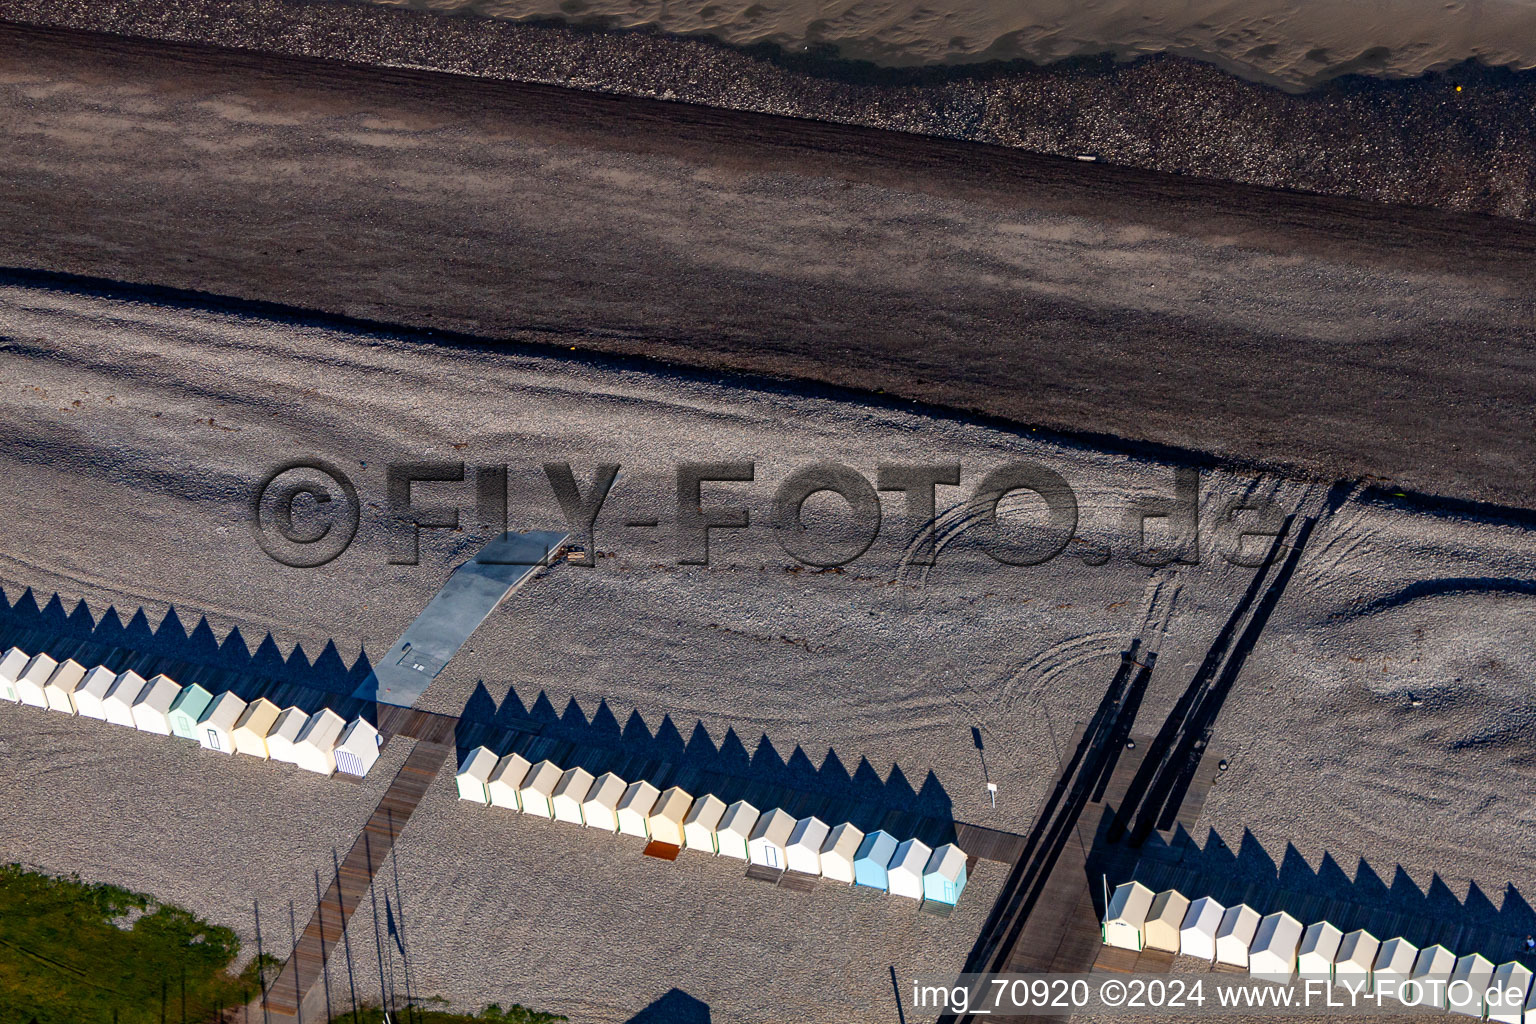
[0,863,262,1024]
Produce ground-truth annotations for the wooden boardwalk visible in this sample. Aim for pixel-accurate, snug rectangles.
[261,738,454,1021]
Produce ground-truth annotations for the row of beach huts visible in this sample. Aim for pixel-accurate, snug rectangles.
[0,646,381,778]
[456,745,970,907]
[1103,880,1536,1020]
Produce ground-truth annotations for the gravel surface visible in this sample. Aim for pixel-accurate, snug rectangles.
[2,285,1534,1020]
[5,0,1536,217]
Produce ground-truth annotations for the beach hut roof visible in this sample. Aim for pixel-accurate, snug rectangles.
[105,670,147,705]
[718,800,759,836]
[1411,944,1457,982]
[1450,953,1496,1014]
[683,793,727,830]
[334,718,381,774]
[337,717,379,748]
[788,815,829,849]
[1452,953,1495,983]
[134,675,181,714]
[650,786,692,821]
[750,808,795,847]
[204,691,248,729]
[169,682,214,716]
[890,838,932,875]
[521,760,563,795]
[583,772,627,809]
[298,708,346,744]
[1143,890,1191,949]
[1105,881,1156,928]
[823,822,872,865]
[925,844,966,882]
[43,659,87,703]
[234,697,281,735]
[76,665,118,702]
[459,746,499,781]
[1374,937,1419,980]
[1182,895,1225,933]
[822,822,864,859]
[553,766,595,802]
[856,829,899,862]
[1335,930,1380,974]
[1250,912,1303,975]
[19,653,60,692]
[617,779,659,811]
[488,753,531,796]
[1299,921,1342,957]
[0,647,28,682]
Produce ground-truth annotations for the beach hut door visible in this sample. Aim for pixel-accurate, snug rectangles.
[764,846,780,868]
[206,728,222,751]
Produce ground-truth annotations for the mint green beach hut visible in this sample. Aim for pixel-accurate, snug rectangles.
[167,683,214,740]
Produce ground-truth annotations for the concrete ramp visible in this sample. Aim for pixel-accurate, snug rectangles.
[355,531,568,706]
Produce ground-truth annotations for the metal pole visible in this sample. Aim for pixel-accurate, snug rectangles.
[365,831,389,1018]
[254,900,270,1024]
[288,900,301,1024]
[315,869,333,1022]
[333,848,360,1024]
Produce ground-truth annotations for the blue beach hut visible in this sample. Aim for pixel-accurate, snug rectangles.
[853,830,899,891]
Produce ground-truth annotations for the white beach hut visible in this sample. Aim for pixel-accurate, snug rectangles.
[682,794,727,853]
[73,666,118,720]
[334,719,381,777]
[581,772,626,832]
[102,670,147,727]
[199,692,247,754]
[922,844,968,906]
[1449,953,1495,1018]
[519,760,563,818]
[617,780,661,838]
[0,647,28,702]
[1250,911,1303,982]
[748,808,796,870]
[1215,904,1261,967]
[819,823,864,884]
[551,767,595,825]
[1409,944,1456,1008]
[785,816,830,875]
[1373,937,1420,998]
[1487,961,1531,1024]
[455,746,499,803]
[130,674,181,735]
[16,653,59,707]
[716,800,759,860]
[232,697,282,758]
[1180,896,1225,961]
[1144,890,1191,953]
[1335,929,1381,992]
[648,787,692,846]
[42,659,87,714]
[888,839,932,901]
[1297,921,1343,981]
[1103,881,1156,951]
[294,708,346,775]
[265,706,308,763]
[487,753,531,810]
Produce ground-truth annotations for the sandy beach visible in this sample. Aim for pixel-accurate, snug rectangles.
[1,283,1533,1020]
